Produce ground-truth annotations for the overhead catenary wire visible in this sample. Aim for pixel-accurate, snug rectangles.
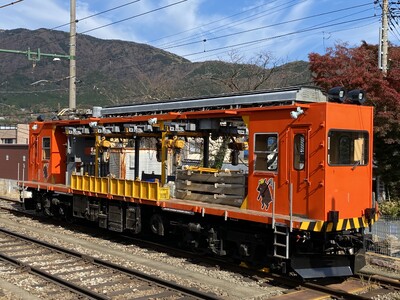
[0,1,396,124]
[32,0,188,52]
[89,1,376,65]
[376,0,400,41]
[388,11,400,42]
[0,0,143,51]
[50,0,142,31]
[192,19,381,62]
[182,15,378,58]
[161,3,374,51]
[154,1,374,52]
[7,0,377,62]
[2,8,378,83]
[148,0,282,45]
[0,1,384,102]
[0,0,23,9]
[80,0,188,35]
[65,0,304,64]
[154,0,301,48]
[67,2,376,68]
[2,10,380,97]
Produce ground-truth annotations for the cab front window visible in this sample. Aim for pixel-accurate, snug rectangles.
[328,130,369,166]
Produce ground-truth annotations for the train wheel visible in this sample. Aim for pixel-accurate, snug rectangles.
[150,214,164,236]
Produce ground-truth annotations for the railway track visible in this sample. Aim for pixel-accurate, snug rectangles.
[0,226,220,300]
[122,230,400,300]
[1,197,399,299]
[269,273,400,299]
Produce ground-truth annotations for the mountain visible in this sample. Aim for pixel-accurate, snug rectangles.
[0,28,311,122]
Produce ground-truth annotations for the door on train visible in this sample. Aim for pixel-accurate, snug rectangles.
[289,127,309,217]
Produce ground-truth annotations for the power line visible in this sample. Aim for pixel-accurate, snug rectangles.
[3,15,378,98]
[50,0,142,31]
[182,15,378,58]
[81,0,301,64]
[0,0,23,9]
[87,2,374,67]
[183,9,378,60]
[154,0,299,48]
[162,3,373,51]
[34,0,188,52]
[0,0,143,58]
[148,0,282,45]
[9,15,379,96]
[0,2,381,100]
[192,19,380,62]
[388,9,400,42]
[80,0,188,35]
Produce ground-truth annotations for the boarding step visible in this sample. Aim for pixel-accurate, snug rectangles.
[274,224,289,259]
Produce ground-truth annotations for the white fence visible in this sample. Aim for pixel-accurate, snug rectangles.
[0,178,20,200]
[367,216,400,257]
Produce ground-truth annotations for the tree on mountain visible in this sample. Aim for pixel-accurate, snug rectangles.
[309,42,400,198]
[203,50,282,92]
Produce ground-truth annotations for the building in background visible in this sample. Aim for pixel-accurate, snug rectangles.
[0,124,29,144]
[0,124,29,181]
[0,144,28,180]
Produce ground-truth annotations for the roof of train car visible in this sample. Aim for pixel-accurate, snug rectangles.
[99,86,327,116]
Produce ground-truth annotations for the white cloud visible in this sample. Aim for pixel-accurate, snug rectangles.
[0,0,68,29]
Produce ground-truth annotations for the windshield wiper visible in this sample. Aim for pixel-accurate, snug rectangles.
[352,160,361,170]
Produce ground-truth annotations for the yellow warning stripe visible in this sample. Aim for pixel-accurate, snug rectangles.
[299,214,379,232]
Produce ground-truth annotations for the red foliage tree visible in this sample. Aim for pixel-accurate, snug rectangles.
[309,42,400,198]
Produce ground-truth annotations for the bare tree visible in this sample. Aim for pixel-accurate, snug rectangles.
[203,50,281,92]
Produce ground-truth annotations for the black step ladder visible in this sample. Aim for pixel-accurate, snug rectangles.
[273,224,289,259]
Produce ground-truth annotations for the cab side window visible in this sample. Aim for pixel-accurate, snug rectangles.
[254,133,278,171]
[294,134,305,170]
[42,137,50,160]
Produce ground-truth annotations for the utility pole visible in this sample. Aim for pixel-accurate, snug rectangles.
[69,0,77,109]
[380,0,389,76]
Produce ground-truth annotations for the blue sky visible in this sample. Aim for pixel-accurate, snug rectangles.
[0,0,395,64]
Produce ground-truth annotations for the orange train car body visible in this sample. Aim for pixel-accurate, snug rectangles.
[21,87,378,278]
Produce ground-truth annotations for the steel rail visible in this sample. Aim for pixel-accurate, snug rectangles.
[2,200,397,300]
[0,250,105,299]
[0,226,221,300]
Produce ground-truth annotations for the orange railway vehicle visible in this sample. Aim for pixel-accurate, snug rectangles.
[21,86,378,278]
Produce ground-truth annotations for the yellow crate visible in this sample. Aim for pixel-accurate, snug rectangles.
[139,181,148,199]
[70,175,169,201]
[133,181,140,198]
[117,180,125,196]
[83,176,90,191]
[109,178,118,195]
[159,187,170,200]
[70,175,77,189]
[89,176,96,191]
[100,178,108,194]
[124,180,133,197]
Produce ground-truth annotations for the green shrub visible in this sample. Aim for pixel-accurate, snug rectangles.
[378,199,400,217]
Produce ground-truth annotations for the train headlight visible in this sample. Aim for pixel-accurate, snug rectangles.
[347,89,366,105]
[327,86,346,103]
